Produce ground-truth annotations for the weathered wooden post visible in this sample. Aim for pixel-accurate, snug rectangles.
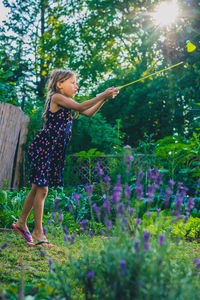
[0,102,30,189]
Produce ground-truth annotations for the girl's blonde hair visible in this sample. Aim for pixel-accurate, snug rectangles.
[42,69,77,128]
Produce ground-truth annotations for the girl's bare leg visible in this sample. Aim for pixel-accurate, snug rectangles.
[15,183,38,232]
[32,186,48,242]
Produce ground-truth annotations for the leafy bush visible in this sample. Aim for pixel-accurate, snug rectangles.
[47,232,200,300]
[155,133,200,189]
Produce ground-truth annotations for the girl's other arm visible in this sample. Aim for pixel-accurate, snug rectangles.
[80,99,105,117]
[80,89,119,117]
[52,87,119,113]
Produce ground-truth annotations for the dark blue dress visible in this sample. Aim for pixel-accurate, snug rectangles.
[28,96,73,187]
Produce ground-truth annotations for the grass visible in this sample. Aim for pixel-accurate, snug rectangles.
[0,229,200,299]
[0,230,107,298]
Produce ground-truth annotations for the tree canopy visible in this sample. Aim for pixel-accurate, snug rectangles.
[0,0,199,151]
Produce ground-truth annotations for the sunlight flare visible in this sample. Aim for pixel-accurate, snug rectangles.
[151,1,179,27]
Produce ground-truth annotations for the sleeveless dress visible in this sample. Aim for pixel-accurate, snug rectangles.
[27,97,73,187]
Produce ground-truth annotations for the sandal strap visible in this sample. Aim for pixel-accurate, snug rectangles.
[36,241,50,245]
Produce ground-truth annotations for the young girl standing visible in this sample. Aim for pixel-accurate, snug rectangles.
[12,69,119,247]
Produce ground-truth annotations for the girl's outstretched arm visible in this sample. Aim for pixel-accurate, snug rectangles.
[52,87,119,113]
[80,99,105,117]
[80,90,119,117]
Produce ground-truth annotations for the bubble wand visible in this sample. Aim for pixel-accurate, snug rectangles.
[117,61,184,89]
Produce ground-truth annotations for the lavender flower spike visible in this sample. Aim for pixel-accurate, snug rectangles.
[158,234,166,246]
[87,271,94,278]
[143,230,150,243]
[135,218,141,226]
[135,238,140,252]
[120,259,126,276]
[1,242,7,249]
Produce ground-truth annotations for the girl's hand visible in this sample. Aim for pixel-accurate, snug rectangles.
[96,87,120,100]
[103,87,120,100]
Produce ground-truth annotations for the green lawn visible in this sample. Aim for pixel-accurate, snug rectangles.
[0,230,200,299]
[0,230,106,298]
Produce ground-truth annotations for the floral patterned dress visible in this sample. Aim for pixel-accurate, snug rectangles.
[28,96,73,187]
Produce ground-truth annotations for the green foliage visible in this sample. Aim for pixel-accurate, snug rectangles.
[47,232,200,300]
[142,211,200,241]
[0,48,18,105]
[1,0,200,147]
[155,132,200,185]
[69,113,122,154]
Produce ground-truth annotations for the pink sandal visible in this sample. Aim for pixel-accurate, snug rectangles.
[26,241,56,248]
[12,223,34,243]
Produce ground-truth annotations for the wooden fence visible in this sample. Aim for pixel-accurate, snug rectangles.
[0,102,30,190]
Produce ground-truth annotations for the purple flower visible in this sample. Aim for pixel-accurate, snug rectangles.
[136,171,144,184]
[51,212,55,219]
[143,230,150,243]
[146,211,152,218]
[79,219,88,231]
[146,197,153,203]
[1,242,7,249]
[193,257,200,270]
[54,198,59,211]
[92,203,101,217]
[48,219,53,226]
[112,175,122,204]
[51,228,56,237]
[117,202,124,215]
[135,218,141,226]
[85,183,94,197]
[99,229,105,235]
[120,259,126,276]
[130,208,135,217]
[107,220,112,231]
[63,234,67,243]
[125,200,130,210]
[122,217,128,224]
[90,231,94,237]
[96,162,104,176]
[67,232,76,244]
[48,256,53,270]
[175,195,183,212]
[125,184,131,200]
[62,225,68,235]
[185,197,195,214]
[68,204,73,214]
[155,171,163,186]
[168,179,175,188]
[177,182,183,190]
[56,210,63,223]
[144,243,150,251]
[104,175,111,190]
[136,184,143,202]
[158,234,166,246]
[103,199,111,215]
[147,168,152,181]
[146,184,155,198]
[73,193,80,206]
[87,271,94,278]
[126,155,134,171]
[156,208,161,217]
[135,238,140,252]
[43,226,47,235]
[39,249,46,257]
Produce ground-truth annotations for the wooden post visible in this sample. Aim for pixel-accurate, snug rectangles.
[0,102,30,190]
[13,116,30,189]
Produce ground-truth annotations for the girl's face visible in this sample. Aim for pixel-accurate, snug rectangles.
[57,75,78,98]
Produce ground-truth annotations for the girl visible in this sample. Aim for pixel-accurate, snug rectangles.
[12,69,119,247]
